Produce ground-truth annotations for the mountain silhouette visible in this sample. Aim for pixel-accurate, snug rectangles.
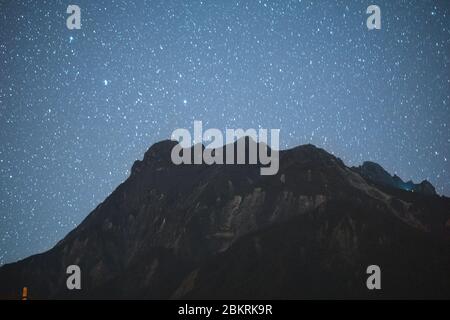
[354,161,437,196]
[1,138,449,299]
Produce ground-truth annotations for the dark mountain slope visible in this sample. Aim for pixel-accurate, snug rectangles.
[175,198,450,299]
[0,139,449,299]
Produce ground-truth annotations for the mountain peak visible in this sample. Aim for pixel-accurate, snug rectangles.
[2,139,447,299]
[354,161,436,196]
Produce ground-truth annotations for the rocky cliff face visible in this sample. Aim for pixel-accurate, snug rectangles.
[1,140,449,299]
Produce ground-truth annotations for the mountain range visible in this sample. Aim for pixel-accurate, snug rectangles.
[1,138,449,299]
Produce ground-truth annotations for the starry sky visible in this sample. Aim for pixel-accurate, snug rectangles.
[0,0,449,265]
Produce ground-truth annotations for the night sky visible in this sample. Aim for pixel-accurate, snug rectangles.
[0,0,449,265]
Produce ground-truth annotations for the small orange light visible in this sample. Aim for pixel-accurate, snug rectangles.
[22,287,28,300]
